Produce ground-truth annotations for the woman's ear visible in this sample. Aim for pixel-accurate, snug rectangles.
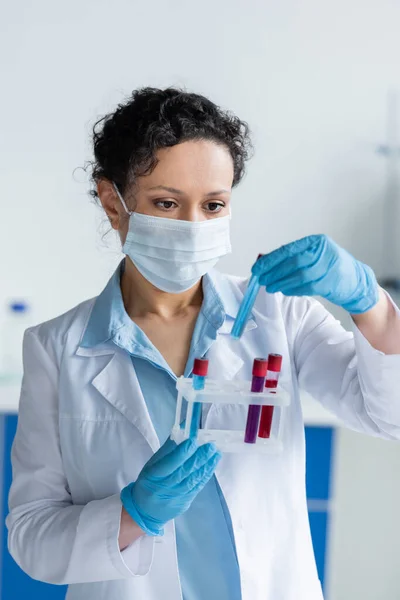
[97,179,124,230]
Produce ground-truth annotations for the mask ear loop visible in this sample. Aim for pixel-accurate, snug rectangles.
[113,182,133,216]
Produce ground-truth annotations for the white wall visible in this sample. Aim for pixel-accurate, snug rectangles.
[1,0,400,325]
[327,427,400,600]
[327,426,400,600]
[1,1,400,598]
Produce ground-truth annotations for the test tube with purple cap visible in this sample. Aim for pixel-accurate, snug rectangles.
[244,358,268,443]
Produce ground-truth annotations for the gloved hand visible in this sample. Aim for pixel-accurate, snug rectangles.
[121,437,221,536]
[252,234,379,314]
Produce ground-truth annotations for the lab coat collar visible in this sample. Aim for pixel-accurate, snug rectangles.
[78,262,257,353]
[79,261,131,351]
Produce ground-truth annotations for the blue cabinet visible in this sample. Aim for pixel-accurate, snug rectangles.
[308,510,330,587]
[305,426,335,591]
[0,415,66,600]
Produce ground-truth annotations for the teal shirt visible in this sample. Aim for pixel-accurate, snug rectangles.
[81,264,242,600]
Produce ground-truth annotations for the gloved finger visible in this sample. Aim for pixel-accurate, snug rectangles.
[252,235,322,277]
[264,255,331,293]
[258,250,323,288]
[164,443,219,487]
[180,451,222,492]
[186,474,218,498]
[145,436,178,469]
[270,281,316,297]
[150,438,197,478]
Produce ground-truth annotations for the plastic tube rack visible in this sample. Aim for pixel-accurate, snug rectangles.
[171,377,291,453]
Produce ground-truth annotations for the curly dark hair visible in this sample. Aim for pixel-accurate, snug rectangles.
[89,87,252,198]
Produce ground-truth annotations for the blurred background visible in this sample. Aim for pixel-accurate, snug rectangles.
[1,0,400,598]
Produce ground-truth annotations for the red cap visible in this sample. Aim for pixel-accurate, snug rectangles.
[267,353,282,372]
[252,358,268,377]
[193,358,209,377]
[257,253,264,260]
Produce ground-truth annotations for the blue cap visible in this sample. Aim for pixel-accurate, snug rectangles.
[9,301,29,313]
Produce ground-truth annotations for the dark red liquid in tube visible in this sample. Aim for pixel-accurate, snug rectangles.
[258,354,282,439]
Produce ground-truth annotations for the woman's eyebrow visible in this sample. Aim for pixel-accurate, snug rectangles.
[147,185,185,195]
[146,185,230,197]
[205,189,230,197]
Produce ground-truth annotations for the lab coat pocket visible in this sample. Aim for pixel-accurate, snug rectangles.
[60,415,153,502]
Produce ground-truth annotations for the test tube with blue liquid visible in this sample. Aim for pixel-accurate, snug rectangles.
[231,254,263,340]
[244,358,268,443]
[190,358,209,438]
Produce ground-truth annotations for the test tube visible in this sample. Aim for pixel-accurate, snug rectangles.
[231,254,263,340]
[258,354,283,439]
[190,358,209,438]
[244,358,268,443]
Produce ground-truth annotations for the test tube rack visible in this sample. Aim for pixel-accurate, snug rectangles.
[171,377,290,453]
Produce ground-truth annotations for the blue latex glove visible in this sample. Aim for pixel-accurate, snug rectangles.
[121,437,221,536]
[252,234,379,314]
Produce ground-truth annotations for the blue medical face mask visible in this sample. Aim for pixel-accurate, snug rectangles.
[113,184,232,294]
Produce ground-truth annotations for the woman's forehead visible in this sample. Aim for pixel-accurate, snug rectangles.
[138,140,234,193]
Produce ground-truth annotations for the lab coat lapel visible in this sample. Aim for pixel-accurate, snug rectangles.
[77,344,160,452]
[206,316,257,379]
[206,334,244,380]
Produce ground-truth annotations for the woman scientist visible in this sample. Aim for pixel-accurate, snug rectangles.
[6,87,400,600]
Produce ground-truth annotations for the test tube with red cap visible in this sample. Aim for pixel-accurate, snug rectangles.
[244,358,268,443]
[258,354,283,439]
[190,358,209,437]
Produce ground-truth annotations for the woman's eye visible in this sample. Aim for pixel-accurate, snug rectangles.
[155,200,177,210]
[205,202,224,213]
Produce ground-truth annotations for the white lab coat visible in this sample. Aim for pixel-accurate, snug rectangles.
[6,272,400,600]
